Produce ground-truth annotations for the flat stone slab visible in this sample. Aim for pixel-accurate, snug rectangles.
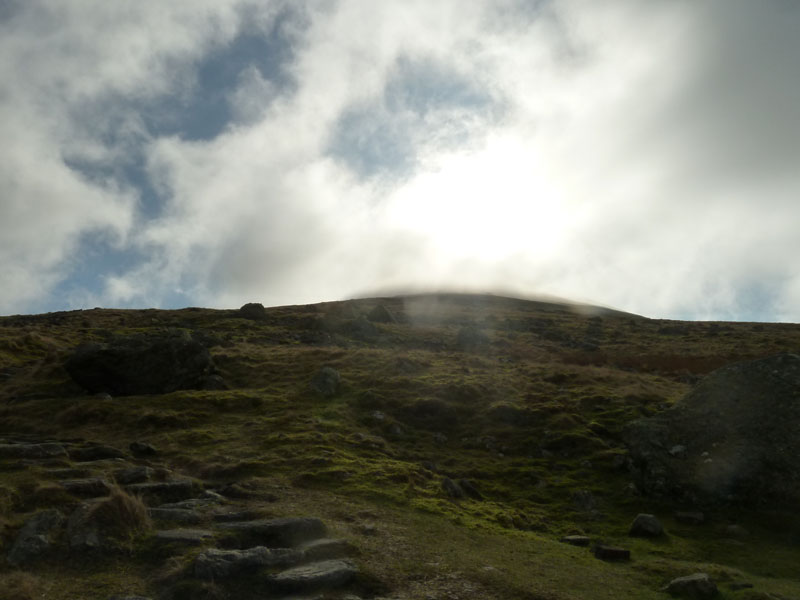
[154,529,214,546]
[217,517,326,547]
[560,535,591,547]
[0,443,67,459]
[60,477,112,498]
[300,538,357,561]
[148,508,203,524]
[114,466,154,485]
[126,480,195,502]
[269,559,357,592]
[194,546,304,579]
[662,573,718,598]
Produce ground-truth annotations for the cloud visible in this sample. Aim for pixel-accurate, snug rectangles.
[2,0,800,321]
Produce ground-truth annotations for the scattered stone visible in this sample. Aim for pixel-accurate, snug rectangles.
[148,508,203,524]
[60,477,112,498]
[114,466,154,485]
[593,545,631,561]
[310,367,341,397]
[7,509,65,566]
[675,511,706,525]
[129,441,157,456]
[216,517,327,547]
[662,573,718,598]
[126,480,195,503]
[458,479,483,500]
[269,559,358,592]
[301,538,357,561]
[560,535,591,547]
[154,529,214,546]
[0,442,67,459]
[629,513,664,537]
[441,477,464,499]
[69,445,126,462]
[238,303,266,320]
[64,330,218,396]
[194,546,303,579]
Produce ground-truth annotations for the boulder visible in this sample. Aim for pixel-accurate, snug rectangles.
[238,303,266,320]
[64,330,218,396]
[310,367,341,397]
[129,441,157,456]
[625,354,800,507]
[593,545,630,561]
[662,573,718,598]
[7,509,65,565]
[629,513,664,537]
[194,546,302,579]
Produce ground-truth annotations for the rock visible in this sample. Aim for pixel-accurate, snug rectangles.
[441,477,464,499]
[669,445,688,458]
[60,477,112,498]
[148,508,203,524]
[300,538,357,561]
[69,445,126,462]
[44,467,93,479]
[67,503,103,551]
[126,480,195,503]
[64,330,218,396]
[201,374,227,390]
[662,573,718,598]
[194,546,303,579]
[593,545,630,561]
[560,535,591,547]
[629,513,664,537]
[212,510,264,522]
[238,302,266,320]
[625,353,800,507]
[0,442,67,459]
[310,367,341,397]
[216,517,327,547]
[367,304,395,323]
[457,479,483,500]
[113,466,154,485]
[129,441,157,456]
[7,509,65,565]
[154,529,214,546]
[269,559,358,592]
[675,511,705,525]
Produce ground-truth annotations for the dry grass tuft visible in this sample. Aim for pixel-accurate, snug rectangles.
[88,485,152,539]
[0,572,42,600]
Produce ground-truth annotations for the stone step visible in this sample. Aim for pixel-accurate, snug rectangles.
[59,477,113,498]
[194,546,304,580]
[126,480,196,503]
[153,529,214,547]
[69,445,127,462]
[148,508,203,525]
[268,559,358,593]
[299,538,357,562]
[216,517,326,548]
[0,442,67,459]
[113,466,154,485]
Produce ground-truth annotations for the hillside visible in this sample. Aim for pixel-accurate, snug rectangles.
[1,294,799,600]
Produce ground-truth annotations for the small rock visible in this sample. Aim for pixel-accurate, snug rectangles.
[269,559,358,592]
[129,441,157,456]
[310,367,341,397]
[560,535,591,547]
[7,509,65,565]
[675,511,705,525]
[629,513,664,537]
[593,545,630,561]
[114,466,154,485]
[662,573,718,598]
[300,538,357,561]
[441,477,464,499]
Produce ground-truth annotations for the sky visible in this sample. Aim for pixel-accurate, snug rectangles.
[1,0,800,322]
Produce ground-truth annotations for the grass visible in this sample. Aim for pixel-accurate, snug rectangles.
[1,295,800,598]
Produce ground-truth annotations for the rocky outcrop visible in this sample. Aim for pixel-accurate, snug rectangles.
[7,509,65,565]
[64,330,219,396]
[625,353,800,507]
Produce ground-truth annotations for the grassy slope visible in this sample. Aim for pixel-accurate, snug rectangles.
[1,294,799,599]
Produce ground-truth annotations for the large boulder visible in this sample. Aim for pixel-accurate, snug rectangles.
[65,331,219,396]
[625,353,800,507]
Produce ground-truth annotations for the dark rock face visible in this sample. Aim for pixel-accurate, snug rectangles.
[64,331,218,396]
[625,353,800,507]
